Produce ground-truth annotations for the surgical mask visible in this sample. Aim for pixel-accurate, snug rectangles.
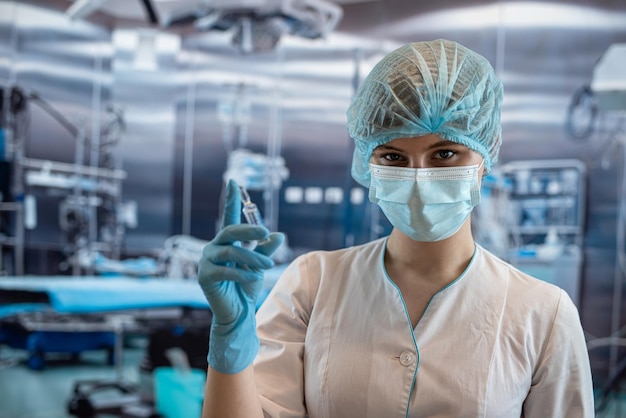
[369,162,483,242]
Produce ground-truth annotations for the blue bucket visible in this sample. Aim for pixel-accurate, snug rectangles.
[154,367,206,418]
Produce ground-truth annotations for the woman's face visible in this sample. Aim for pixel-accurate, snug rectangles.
[369,134,484,175]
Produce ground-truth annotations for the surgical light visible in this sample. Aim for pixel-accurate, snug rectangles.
[591,43,626,111]
[231,16,287,54]
[566,43,626,140]
[65,0,343,54]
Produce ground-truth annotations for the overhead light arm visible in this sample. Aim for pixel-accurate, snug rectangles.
[193,11,224,30]
[141,0,160,24]
[65,0,108,20]
[66,0,159,23]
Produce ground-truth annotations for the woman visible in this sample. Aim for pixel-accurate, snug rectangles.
[198,39,594,417]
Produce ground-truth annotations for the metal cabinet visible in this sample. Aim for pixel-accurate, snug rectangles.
[500,159,587,307]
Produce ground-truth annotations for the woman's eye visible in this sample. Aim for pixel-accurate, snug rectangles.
[435,150,455,159]
[382,153,402,161]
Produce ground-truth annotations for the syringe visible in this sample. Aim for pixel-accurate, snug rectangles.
[239,186,270,244]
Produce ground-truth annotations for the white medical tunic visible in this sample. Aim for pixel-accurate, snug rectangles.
[254,238,594,418]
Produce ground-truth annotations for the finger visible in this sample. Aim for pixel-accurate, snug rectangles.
[222,179,242,229]
[213,224,270,246]
[199,263,264,284]
[255,232,285,257]
[203,242,274,270]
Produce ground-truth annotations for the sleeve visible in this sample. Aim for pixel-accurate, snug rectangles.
[253,253,318,418]
[522,289,595,418]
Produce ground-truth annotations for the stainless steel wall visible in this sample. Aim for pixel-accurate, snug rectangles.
[1,0,626,382]
[179,35,377,250]
[111,28,179,250]
[0,1,113,273]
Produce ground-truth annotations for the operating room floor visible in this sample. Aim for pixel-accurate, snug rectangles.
[0,339,147,418]
[2,341,626,418]
[598,400,626,418]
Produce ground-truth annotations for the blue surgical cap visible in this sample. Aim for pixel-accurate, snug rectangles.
[347,39,503,187]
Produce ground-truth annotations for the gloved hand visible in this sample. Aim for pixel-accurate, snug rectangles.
[198,179,284,374]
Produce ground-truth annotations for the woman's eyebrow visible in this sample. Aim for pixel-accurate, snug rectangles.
[374,144,403,152]
[426,140,462,150]
[375,140,461,152]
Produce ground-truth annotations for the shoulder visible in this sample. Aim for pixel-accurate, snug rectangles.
[262,238,387,311]
[474,246,582,339]
[476,245,564,305]
[472,246,581,334]
[296,237,387,270]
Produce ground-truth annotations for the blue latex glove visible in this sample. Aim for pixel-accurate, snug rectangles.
[198,179,284,374]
